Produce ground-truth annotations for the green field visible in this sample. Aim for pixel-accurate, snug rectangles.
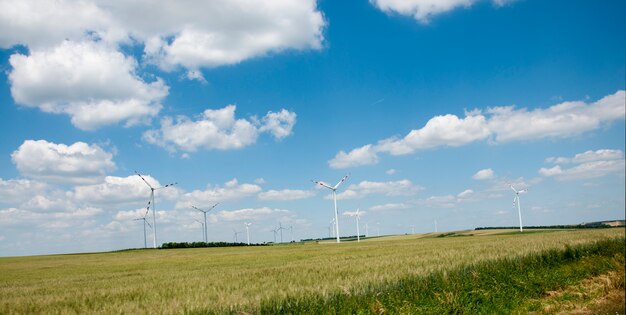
[1,229,624,314]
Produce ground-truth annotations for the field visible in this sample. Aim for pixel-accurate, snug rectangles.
[1,229,624,314]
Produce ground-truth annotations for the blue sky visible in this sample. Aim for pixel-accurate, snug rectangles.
[0,0,624,256]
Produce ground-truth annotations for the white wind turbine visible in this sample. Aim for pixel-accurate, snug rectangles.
[233,229,242,243]
[312,174,349,243]
[194,219,205,242]
[510,185,528,232]
[135,171,177,248]
[244,222,252,245]
[344,209,363,242]
[192,203,219,243]
[134,211,152,249]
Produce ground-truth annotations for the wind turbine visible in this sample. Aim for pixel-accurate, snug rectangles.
[135,171,177,248]
[435,220,438,233]
[365,222,369,237]
[510,185,528,232]
[133,215,152,248]
[244,222,252,245]
[192,203,219,243]
[312,174,349,243]
[345,209,363,242]
[194,219,205,242]
[233,229,242,243]
[410,225,415,234]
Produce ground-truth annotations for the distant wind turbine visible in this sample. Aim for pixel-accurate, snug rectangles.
[135,171,177,248]
[192,203,219,243]
[233,229,242,243]
[410,225,415,234]
[510,185,528,232]
[312,174,349,243]
[133,213,152,248]
[244,222,252,245]
[194,219,205,242]
[344,209,363,242]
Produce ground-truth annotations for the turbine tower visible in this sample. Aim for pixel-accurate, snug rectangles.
[344,209,363,242]
[312,174,349,243]
[244,222,252,245]
[192,203,219,243]
[135,171,177,248]
[510,185,528,232]
[133,214,152,248]
[194,219,205,242]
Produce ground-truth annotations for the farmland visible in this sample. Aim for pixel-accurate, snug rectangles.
[0,228,624,314]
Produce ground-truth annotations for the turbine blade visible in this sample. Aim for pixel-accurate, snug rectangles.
[509,184,518,193]
[209,203,219,211]
[145,221,152,229]
[312,180,334,190]
[135,171,154,189]
[333,174,350,190]
[192,205,205,213]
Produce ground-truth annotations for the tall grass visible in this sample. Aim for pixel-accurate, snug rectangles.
[255,236,625,314]
[0,228,623,314]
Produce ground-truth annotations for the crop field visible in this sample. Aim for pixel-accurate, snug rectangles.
[1,229,624,314]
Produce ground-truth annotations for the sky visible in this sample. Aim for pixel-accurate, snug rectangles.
[0,0,624,257]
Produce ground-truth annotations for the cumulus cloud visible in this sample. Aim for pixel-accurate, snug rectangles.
[334,179,423,200]
[472,168,495,180]
[539,149,625,181]
[143,105,297,152]
[2,1,323,131]
[258,189,316,201]
[8,41,168,130]
[176,179,262,209]
[330,91,626,169]
[11,140,116,185]
[70,174,178,205]
[257,109,297,140]
[486,91,625,142]
[370,0,514,23]
[0,0,325,70]
[0,178,49,206]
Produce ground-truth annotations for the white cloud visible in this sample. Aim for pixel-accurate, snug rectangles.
[369,203,411,212]
[0,0,325,70]
[486,91,626,142]
[329,144,379,169]
[185,70,207,84]
[143,105,297,152]
[176,179,262,209]
[457,189,474,199]
[11,140,115,185]
[258,109,297,140]
[418,195,457,208]
[0,178,49,205]
[211,207,289,222]
[258,189,316,201]
[70,175,177,205]
[8,41,168,130]
[386,169,397,175]
[539,149,625,181]
[369,0,512,24]
[334,179,423,200]
[330,91,625,169]
[472,168,495,180]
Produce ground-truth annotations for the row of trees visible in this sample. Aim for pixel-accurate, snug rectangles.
[160,241,267,249]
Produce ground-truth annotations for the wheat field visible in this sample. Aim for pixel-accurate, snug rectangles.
[0,229,623,314]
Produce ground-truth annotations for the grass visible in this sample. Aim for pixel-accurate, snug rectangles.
[0,228,623,314]
[256,236,625,314]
